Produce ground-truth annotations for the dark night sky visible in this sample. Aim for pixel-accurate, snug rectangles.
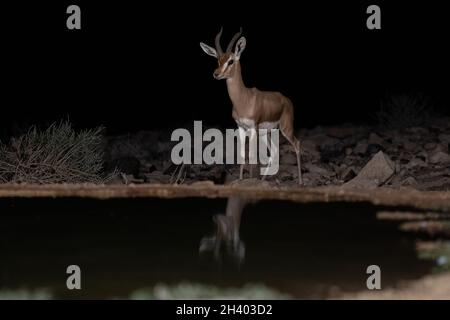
[1,1,449,137]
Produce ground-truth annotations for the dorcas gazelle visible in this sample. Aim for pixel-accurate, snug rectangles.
[200,27,303,185]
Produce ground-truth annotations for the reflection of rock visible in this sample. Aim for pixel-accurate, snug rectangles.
[344,151,395,188]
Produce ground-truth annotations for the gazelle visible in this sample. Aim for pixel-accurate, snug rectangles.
[200,27,303,185]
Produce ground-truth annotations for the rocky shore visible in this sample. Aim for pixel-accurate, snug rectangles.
[105,117,450,191]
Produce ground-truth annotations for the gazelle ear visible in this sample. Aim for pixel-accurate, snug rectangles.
[200,42,218,58]
[234,37,246,60]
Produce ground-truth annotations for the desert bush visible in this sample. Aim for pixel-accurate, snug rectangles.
[0,121,115,184]
[375,92,434,129]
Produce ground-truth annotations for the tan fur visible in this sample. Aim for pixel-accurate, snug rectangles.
[224,60,303,185]
[202,35,303,185]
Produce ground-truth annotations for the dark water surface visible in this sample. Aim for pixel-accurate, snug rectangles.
[0,198,432,299]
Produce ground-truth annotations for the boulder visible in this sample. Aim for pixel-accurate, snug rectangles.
[343,151,395,189]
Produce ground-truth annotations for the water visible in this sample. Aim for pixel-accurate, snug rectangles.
[0,198,433,299]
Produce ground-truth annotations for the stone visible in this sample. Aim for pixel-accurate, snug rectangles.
[403,140,418,152]
[438,133,450,144]
[401,176,418,187]
[345,147,353,156]
[368,133,384,146]
[424,142,437,151]
[405,157,427,169]
[429,151,450,164]
[144,171,171,184]
[340,167,357,182]
[343,151,395,189]
[354,141,369,155]
[280,152,298,165]
[304,163,332,177]
[367,144,384,154]
[301,139,321,161]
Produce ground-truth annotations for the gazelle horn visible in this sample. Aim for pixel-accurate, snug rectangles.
[215,27,224,55]
[226,27,243,53]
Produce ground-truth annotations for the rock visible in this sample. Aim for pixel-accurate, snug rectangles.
[367,144,384,154]
[307,133,332,146]
[368,133,384,146]
[345,147,352,156]
[320,143,345,163]
[343,151,395,188]
[354,141,368,155]
[340,166,357,182]
[415,151,428,162]
[405,157,427,169]
[302,172,324,186]
[406,127,429,136]
[401,176,418,187]
[304,163,332,177]
[403,140,418,152]
[429,151,450,164]
[280,152,298,165]
[424,142,437,151]
[144,171,171,184]
[438,133,450,144]
[300,139,321,161]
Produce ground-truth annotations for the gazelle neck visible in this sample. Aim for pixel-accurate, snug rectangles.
[226,61,249,106]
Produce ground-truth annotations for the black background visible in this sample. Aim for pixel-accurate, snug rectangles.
[1,1,449,136]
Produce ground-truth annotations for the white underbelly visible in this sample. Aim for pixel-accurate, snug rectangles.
[236,118,279,130]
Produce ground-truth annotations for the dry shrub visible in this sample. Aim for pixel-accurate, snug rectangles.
[0,121,115,184]
[376,92,434,129]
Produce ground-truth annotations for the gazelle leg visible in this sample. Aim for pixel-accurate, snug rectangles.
[282,134,302,185]
[248,128,258,178]
[238,126,247,180]
[261,130,279,179]
[260,130,271,180]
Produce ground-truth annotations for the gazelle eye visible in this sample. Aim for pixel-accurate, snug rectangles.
[228,60,234,66]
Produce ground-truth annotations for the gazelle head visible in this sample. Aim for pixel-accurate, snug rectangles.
[200,27,246,80]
